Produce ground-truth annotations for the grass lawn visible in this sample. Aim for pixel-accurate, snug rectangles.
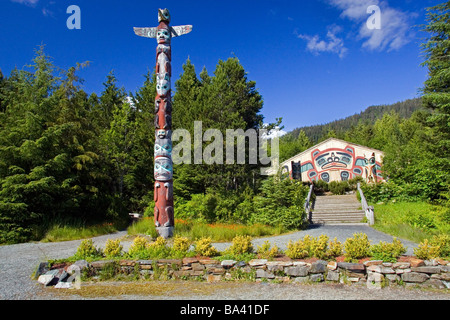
[372,201,449,244]
[40,221,119,242]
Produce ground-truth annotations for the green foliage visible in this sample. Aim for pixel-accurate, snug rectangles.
[287,98,423,144]
[372,201,449,243]
[327,237,343,258]
[172,235,191,254]
[285,238,310,259]
[256,240,281,259]
[175,177,308,231]
[314,177,362,195]
[413,239,441,260]
[99,261,120,281]
[251,177,308,230]
[104,238,123,258]
[227,235,254,255]
[369,238,406,263]
[421,2,450,158]
[176,193,218,223]
[0,47,157,243]
[285,234,333,259]
[430,234,450,258]
[328,181,349,195]
[127,236,151,259]
[310,234,329,259]
[74,239,103,260]
[343,233,371,262]
[279,129,312,162]
[194,237,219,257]
[147,236,171,258]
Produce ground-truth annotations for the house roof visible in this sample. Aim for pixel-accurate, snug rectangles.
[281,137,384,165]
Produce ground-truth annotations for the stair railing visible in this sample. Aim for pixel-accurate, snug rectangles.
[304,183,314,224]
[357,182,374,225]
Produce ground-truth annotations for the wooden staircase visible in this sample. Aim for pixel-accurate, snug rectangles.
[310,194,366,224]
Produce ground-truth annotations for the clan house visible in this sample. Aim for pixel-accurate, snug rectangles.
[279,138,384,183]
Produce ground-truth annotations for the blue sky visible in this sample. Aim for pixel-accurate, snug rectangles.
[0,0,441,132]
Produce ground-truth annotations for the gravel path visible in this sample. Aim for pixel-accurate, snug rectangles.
[0,224,447,300]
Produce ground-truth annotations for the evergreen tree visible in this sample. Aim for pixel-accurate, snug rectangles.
[127,72,156,211]
[0,48,109,242]
[0,69,5,113]
[98,70,126,130]
[418,1,450,200]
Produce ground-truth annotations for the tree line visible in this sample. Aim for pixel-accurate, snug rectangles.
[0,48,292,243]
[0,1,448,244]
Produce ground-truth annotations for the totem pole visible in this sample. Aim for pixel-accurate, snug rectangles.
[368,152,377,183]
[134,9,193,238]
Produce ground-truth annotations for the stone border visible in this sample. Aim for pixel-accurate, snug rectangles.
[36,256,450,290]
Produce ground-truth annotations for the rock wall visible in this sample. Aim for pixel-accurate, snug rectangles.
[37,257,450,290]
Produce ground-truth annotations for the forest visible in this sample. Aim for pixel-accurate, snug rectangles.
[0,2,448,244]
[284,97,424,146]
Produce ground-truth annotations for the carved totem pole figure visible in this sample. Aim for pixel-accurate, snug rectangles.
[291,161,302,181]
[134,9,193,238]
[368,152,377,183]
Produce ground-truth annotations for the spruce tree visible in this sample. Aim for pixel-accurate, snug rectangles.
[420,1,450,199]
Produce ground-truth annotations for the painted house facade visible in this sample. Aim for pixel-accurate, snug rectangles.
[279,138,384,183]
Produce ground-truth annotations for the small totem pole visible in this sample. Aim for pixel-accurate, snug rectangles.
[291,161,302,181]
[134,9,193,238]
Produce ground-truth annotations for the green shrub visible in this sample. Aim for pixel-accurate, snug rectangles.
[128,236,150,259]
[194,237,219,257]
[251,178,308,230]
[147,236,171,258]
[285,235,313,259]
[285,239,308,259]
[176,193,218,222]
[172,235,191,254]
[310,234,329,259]
[314,180,329,194]
[326,237,343,258]
[414,239,440,260]
[104,238,123,258]
[370,238,406,262]
[74,239,103,260]
[344,233,371,262]
[328,181,349,195]
[228,235,254,255]
[257,240,281,259]
[285,235,335,259]
[430,234,450,258]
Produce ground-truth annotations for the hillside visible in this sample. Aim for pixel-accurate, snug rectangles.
[287,98,424,143]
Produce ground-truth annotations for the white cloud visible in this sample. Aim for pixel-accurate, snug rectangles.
[297,25,348,59]
[261,126,287,140]
[328,0,414,52]
[11,0,39,6]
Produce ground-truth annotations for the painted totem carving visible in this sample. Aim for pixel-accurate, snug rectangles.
[291,161,301,181]
[134,9,192,238]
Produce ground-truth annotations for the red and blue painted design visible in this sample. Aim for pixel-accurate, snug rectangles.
[286,145,383,183]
